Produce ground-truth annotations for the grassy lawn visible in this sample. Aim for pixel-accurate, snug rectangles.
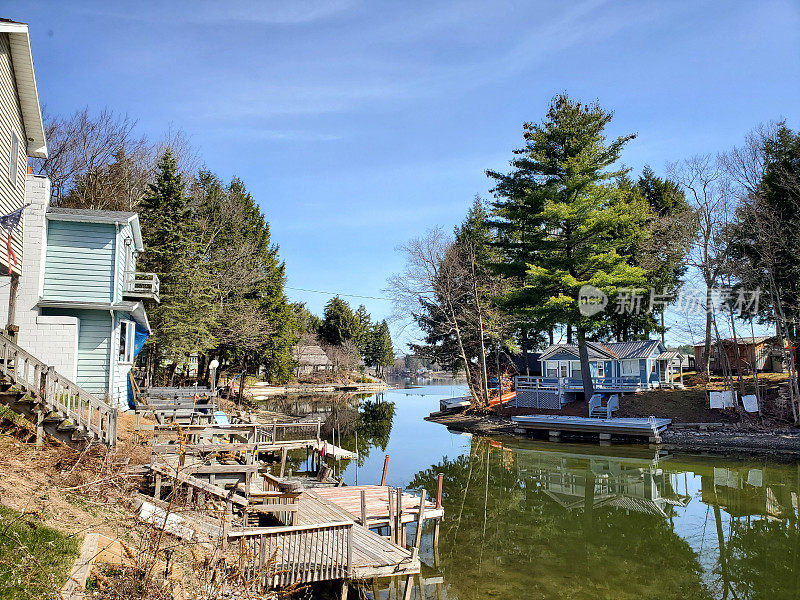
[0,504,79,599]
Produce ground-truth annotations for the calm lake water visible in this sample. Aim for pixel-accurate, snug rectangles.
[261,384,800,600]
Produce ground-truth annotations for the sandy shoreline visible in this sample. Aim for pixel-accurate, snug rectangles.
[426,410,800,458]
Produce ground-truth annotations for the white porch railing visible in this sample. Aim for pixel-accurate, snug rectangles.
[0,334,117,445]
[123,271,160,302]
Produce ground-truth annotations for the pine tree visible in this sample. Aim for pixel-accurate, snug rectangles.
[320,297,358,347]
[366,320,394,377]
[138,150,215,380]
[491,95,648,397]
[353,305,372,357]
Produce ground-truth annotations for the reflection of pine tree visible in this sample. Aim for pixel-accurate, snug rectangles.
[357,398,395,452]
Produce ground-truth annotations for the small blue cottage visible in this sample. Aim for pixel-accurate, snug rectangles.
[0,175,158,408]
[539,340,683,390]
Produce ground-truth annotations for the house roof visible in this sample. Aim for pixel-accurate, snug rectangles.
[539,343,616,361]
[46,207,144,251]
[0,19,46,157]
[293,343,332,367]
[656,350,684,362]
[540,339,664,361]
[604,340,663,359]
[37,299,151,332]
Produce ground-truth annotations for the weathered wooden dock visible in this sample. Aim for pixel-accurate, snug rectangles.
[313,485,443,529]
[142,420,437,598]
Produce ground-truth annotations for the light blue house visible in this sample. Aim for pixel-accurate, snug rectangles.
[539,340,680,390]
[2,190,159,408]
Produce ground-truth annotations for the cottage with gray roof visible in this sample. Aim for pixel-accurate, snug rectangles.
[539,339,685,391]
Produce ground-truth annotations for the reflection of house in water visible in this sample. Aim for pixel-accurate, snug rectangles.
[701,467,800,522]
[515,448,691,518]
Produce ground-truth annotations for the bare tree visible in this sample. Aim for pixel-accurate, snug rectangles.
[32,108,198,210]
[387,228,493,406]
[669,155,735,375]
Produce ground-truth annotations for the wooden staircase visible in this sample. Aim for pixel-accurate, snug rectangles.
[0,334,117,447]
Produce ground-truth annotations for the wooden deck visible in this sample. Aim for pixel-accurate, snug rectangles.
[313,485,443,528]
[512,415,671,438]
[281,489,420,579]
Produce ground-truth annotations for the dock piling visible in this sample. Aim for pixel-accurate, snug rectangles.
[380,455,389,486]
[360,489,367,528]
[413,489,427,551]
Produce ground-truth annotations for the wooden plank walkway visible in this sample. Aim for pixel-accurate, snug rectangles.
[313,485,443,527]
[287,489,420,579]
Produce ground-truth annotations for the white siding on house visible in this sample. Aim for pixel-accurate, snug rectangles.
[0,32,28,274]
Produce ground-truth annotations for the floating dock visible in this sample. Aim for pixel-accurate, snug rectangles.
[511,415,671,440]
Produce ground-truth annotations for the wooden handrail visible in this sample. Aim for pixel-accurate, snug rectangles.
[0,333,117,446]
[229,521,354,589]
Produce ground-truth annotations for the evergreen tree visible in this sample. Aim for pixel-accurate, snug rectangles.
[319,297,358,347]
[490,94,648,397]
[138,150,215,378]
[353,305,372,356]
[601,168,691,342]
[366,320,394,377]
[192,171,297,384]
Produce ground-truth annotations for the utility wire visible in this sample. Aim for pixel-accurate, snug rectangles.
[284,286,392,302]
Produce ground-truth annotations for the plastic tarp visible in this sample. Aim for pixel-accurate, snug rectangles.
[127,322,150,409]
[710,390,736,409]
[742,394,759,413]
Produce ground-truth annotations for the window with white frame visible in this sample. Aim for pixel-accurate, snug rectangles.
[571,362,581,378]
[597,362,605,377]
[621,359,638,376]
[118,320,136,363]
[546,363,558,377]
[8,132,18,187]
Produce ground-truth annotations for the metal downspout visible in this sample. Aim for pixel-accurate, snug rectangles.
[109,223,120,406]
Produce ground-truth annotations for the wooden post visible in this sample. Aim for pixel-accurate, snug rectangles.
[372,580,381,600]
[272,418,277,443]
[413,489,427,550]
[5,272,19,343]
[396,487,403,547]
[154,473,162,499]
[402,575,414,600]
[340,580,348,600]
[360,489,368,528]
[280,446,288,478]
[435,473,443,508]
[380,455,389,486]
[221,498,232,550]
[35,409,44,449]
[387,488,395,542]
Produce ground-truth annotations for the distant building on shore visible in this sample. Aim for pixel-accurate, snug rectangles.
[294,340,333,376]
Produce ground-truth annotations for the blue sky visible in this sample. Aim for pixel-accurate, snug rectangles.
[7,0,799,348]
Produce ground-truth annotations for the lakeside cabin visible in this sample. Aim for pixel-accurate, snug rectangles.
[514,340,685,409]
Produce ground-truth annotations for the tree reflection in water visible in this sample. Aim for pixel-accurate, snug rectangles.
[408,437,800,600]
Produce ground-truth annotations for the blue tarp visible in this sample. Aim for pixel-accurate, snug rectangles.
[127,322,150,409]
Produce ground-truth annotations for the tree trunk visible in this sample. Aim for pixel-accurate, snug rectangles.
[576,327,594,400]
[567,325,573,345]
[703,287,713,374]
